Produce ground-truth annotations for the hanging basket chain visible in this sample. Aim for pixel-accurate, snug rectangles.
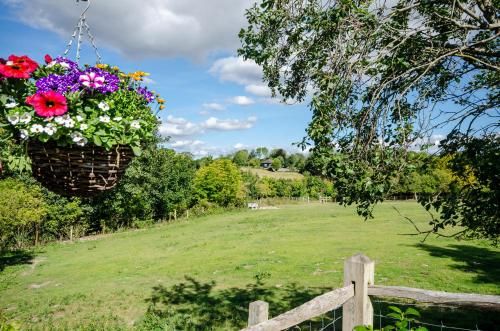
[63,0,101,63]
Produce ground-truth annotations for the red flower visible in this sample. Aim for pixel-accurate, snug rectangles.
[44,54,53,64]
[26,91,68,117]
[0,55,38,79]
[9,55,38,72]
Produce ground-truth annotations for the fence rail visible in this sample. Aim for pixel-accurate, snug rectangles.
[243,285,354,331]
[242,253,500,331]
[368,285,500,308]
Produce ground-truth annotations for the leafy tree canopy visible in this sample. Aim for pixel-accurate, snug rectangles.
[239,0,499,242]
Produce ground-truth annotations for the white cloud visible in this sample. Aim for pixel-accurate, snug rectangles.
[204,116,257,131]
[203,102,225,111]
[4,0,254,60]
[209,56,262,85]
[245,84,272,97]
[169,140,205,148]
[159,115,201,137]
[234,143,246,149]
[228,96,255,106]
[159,115,257,137]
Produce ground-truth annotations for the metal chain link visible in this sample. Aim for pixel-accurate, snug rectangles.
[63,0,101,63]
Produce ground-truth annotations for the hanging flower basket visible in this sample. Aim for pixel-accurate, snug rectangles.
[28,141,134,196]
[0,54,165,196]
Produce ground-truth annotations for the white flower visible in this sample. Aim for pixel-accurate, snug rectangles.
[113,116,122,122]
[46,61,57,68]
[7,113,20,125]
[60,62,70,70]
[19,129,29,140]
[63,118,75,128]
[76,115,84,122]
[76,137,88,147]
[130,120,141,129]
[54,116,65,124]
[30,124,44,133]
[80,123,88,130]
[6,61,14,66]
[98,101,110,111]
[44,116,54,122]
[99,115,110,123]
[70,131,84,142]
[20,112,32,124]
[5,101,18,109]
[44,124,57,136]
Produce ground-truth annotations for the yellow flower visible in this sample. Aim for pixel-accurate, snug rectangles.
[112,66,120,71]
[159,105,166,110]
[96,63,108,69]
[157,98,165,104]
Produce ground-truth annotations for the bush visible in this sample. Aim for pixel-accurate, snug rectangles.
[193,159,244,207]
[89,148,196,231]
[0,178,46,250]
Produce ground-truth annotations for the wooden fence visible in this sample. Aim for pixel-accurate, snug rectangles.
[242,253,500,331]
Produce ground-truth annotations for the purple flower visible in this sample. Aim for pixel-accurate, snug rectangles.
[53,57,79,72]
[136,86,154,103]
[36,73,80,94]
[82,67,120,93]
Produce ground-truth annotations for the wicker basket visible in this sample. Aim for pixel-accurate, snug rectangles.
[28,141,135,197]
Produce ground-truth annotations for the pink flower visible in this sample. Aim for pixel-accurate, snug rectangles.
[79,72,105,88]
[26,91,68,117]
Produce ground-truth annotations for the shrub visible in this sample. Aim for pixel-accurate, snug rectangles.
[0,178,46,250]
[193,159,244,207]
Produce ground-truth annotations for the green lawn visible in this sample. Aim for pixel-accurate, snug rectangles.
[1,202,498,330]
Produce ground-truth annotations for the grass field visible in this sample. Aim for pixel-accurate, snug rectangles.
[240,166,304,180]
[1,202,499,330]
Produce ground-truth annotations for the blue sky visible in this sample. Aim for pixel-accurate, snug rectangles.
[0,0,312,157]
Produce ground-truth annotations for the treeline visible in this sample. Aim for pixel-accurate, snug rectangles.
[0,146,455,251]
[228,147,308,171]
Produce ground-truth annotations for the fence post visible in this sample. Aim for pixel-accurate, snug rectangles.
[248,300,269,327]
[342,253,374,331]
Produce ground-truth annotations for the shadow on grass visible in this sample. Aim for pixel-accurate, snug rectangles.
[0,250,35,272]
[414,244,500,285]
[137,276,500,331]
[137,276,329,330]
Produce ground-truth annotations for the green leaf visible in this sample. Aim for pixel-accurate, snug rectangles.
[93,135,102,146]
[131,145,142,156]
[404,307,420,317]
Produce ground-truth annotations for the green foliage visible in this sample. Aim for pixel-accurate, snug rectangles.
[271,157,283,171]
[355,306,427,331]
[232,149,249,166]
[0,178,46,250]
[421,134,500,244]
[193,159,244,207]
[239,0,499,240]
[90,147,196,230]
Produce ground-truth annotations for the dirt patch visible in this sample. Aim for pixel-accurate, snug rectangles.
[29,281,51,289]
[21,257,47,276]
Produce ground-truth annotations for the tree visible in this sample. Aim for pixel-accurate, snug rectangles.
[270,148,287,159]
[239,0,499,241]
[232,149,250,166]
[255,147,269,159]
[91,148,196,230]
[193,159,244,207]
[271,157,283,171]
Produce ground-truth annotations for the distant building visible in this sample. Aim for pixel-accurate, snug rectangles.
[260,159,273,169]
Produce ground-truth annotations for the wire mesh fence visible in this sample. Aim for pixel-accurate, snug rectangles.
[280,298,500,331]
[285,307,343,331]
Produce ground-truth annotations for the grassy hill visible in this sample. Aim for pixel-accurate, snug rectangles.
[1,202,499,330]
[240,166,304,180]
